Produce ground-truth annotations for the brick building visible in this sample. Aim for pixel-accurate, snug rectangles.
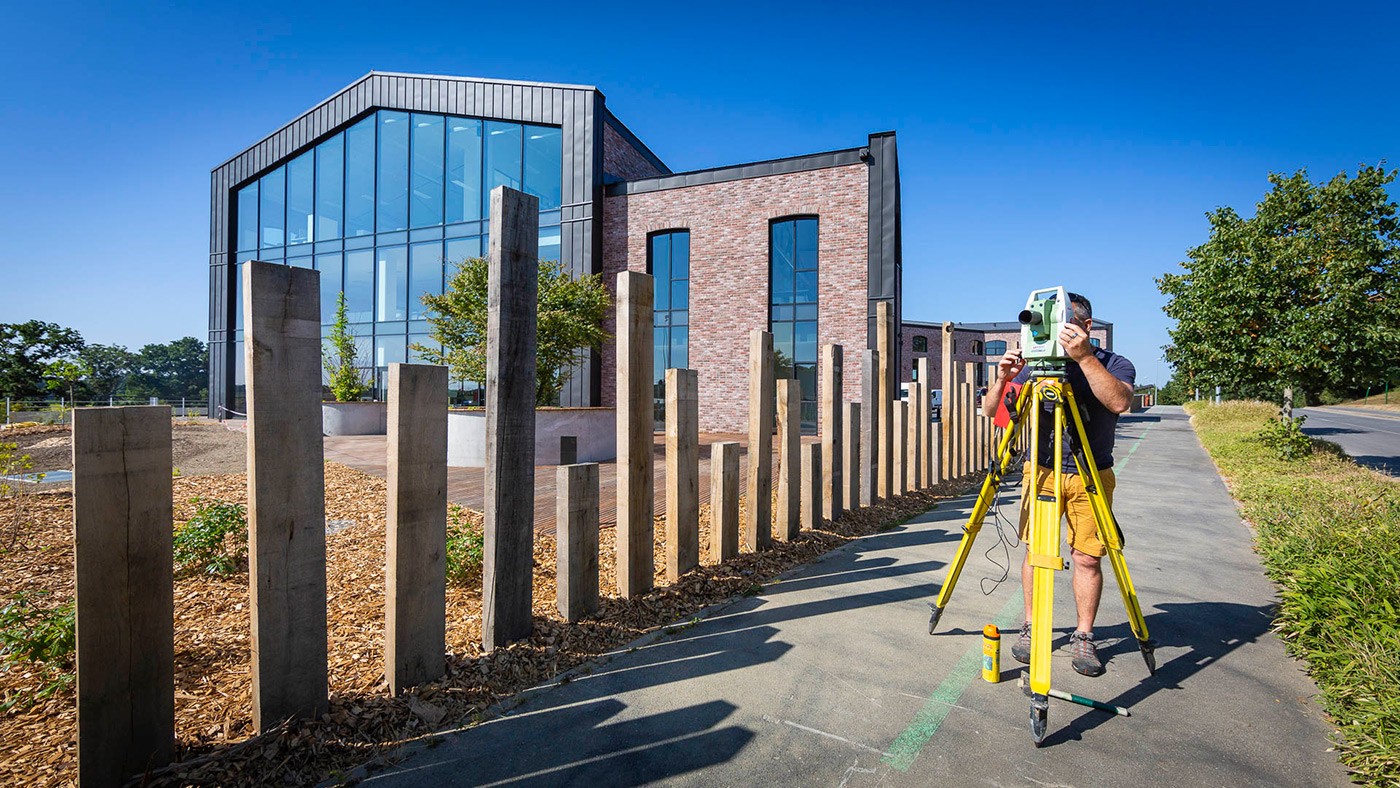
[208,73,901,434]
[901,319,1113,399]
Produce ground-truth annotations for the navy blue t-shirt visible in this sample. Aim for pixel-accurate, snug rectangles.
[1012,348,1136,472]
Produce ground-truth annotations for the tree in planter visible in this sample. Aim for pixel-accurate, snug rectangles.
[322,292,371,402]
[415,258,611,406]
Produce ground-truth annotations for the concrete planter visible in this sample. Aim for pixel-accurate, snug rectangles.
[322,401,388,436]
[447,407,616,467]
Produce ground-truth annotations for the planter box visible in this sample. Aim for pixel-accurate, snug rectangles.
[447,407,616,467]
[322,401,388,436]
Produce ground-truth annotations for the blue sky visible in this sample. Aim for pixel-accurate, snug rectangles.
[2,2,1395,385]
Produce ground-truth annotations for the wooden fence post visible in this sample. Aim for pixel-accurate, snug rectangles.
[892,401,908,496]
[616,270,655,596]
[821,343,843,521]
[860,349,880,505]
[665,368,699,580]
[775,378,802,542]
[386,363,448,693]
[243,261,327,730]
[918,358,932,487]
[877,301,894,500]
[843,402,861,514]
[800,441,821,531]
[483,185,539,650]
[710,442,740,561]
[557,463,600,622]
[907,390,920,492]
[746,330,775,551]
[73,406,173,784]
[940,322,956,482]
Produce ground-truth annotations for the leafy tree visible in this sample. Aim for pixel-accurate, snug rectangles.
[1158,166,1400,402]
[132,337,207,400]
[43,360,86,403]
[1157,376,1192,406]
[416,258,611,406]
[322,292,370,402]
[0,321,84,399]
[77,343,136,400]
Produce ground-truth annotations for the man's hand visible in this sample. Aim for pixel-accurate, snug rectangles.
[1060,323,1093,362]
[997,350,1026,382]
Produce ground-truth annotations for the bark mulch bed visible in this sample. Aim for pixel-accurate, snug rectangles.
[0,462,979,787]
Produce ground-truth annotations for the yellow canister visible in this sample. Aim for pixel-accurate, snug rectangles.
[982,623,1001,683]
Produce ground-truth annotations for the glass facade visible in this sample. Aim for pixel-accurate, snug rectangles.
[231,109,563,408]
[770,217,818,429]
[985,340,1006,357]
[649,230,690,424]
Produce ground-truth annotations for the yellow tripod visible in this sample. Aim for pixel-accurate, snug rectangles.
[927,370,1156,744]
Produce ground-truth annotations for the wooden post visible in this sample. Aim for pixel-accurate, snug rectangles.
[665,368,699,580]
[616,270,655,596]
[820,343,843,521]
[243,261,327,730]
[775,378,802,542]
[843,402,860,514]
[940,322,955,482]
[877,301,894,500]
[961,366,975,477]
[930,422,942,485]
[73,406,173,784]
[483,185,539,651]
[907,390,920,492]
[892,401,908,496]
[710,442,740,561]
[559,435,577,466]
[800,441,821,531]
[745,330,775,551]
[860,349,879,505]
[556,463,600,622]
[385,363,448,693]
[918,358,932,488]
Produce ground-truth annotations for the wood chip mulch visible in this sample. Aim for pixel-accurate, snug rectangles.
[0,462,981,787]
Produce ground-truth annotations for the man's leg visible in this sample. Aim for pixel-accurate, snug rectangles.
[1070,548,1103,632]
[1066,471,1110,676]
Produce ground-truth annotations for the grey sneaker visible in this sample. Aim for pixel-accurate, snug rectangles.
[1012,621,1032,664]
[1070,631,1104,677]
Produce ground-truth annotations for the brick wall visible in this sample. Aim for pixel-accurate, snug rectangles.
[602,164,870,434]
[603,121,666,181]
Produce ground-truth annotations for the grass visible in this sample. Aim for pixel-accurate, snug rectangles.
[1339,393,1400,413]
[1184,400,1400,785]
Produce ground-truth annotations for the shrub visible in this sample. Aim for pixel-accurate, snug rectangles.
[1255,415,1312,461]
[173,497,248,576]
[445,504,484,585]
[0,592,75,710]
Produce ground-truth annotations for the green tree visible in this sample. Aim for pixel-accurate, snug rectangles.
[1158,166,1400,402]
[131,337,207,400]
[0,321,84,399]
[322,292,370,402]
[43,359,86,403]
[77,343,136,400]
[416,258,611,406]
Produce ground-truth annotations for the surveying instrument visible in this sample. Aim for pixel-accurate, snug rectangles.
[926,286,1156,745]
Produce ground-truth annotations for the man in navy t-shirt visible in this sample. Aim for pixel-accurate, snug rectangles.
[981,292,1135,677]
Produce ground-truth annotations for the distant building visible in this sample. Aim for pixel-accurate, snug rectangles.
[901,319,1113,394]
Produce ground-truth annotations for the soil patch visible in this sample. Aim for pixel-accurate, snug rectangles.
[2,422,246,476]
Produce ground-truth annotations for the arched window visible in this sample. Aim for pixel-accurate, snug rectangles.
[770,216,818,429]
[912,335,928,353]
[649,230,690,420]
[985,340,1007,357]
[971,340,983,355]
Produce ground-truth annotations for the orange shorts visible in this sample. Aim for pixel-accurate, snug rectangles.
[1017,463,1115,557]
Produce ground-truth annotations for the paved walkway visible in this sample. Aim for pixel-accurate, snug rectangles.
[325,433,783,534]
[360,407,1348,786]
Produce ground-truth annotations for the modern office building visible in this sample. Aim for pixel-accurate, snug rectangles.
[209,72,901,433]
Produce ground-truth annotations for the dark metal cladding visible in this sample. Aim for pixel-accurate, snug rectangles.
[865,132,902,371]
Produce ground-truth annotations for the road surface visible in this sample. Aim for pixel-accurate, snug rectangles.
[1299,406,1400,475]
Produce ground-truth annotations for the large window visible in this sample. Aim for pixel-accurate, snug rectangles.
[231,110,563,409]
[770,217,818,429]
[650,230,689,423]
[985,340,1006,357]
[913,335,928,353]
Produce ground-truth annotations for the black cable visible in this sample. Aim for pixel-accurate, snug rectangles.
[980,428,1025,596]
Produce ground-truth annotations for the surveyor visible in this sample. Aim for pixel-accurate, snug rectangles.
[982,292,1135,677]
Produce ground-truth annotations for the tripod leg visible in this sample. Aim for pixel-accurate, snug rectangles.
[1063,387,1157,675]
[1027,381,1065,744]
[928,384,1032,633]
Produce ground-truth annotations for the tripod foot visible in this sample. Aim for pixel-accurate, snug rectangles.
[927,603,943,635]
[1139,639,1157,675]
[1030,694,1049,746]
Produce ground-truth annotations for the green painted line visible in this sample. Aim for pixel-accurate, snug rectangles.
[1115,420,1155,473]
[882,593,1023,772]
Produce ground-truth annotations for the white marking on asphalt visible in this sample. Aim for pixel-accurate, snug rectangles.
[836,757,879,788]
[763,715,891,756]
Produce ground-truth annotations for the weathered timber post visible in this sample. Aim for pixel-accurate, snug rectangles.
[843,402,861,514]
[775,378,802,542]
[930,421,942,485]
[940,322,956,482]
[616,270,655,596]
[917,358,932,488]
[800,441,821,531]
[745,330,775,551]
[385,363,448,693]
[860,349,880,505]
[243,261,327,730]
[665,368,699,580]
[557,463,600,622]
[821,343,843,521]
[73,406,174,785]
[710,442,740,561]
[483,185,539,651]
[907,389,920,492]
[877,301,894,499]
[962,366,976,477]
[892,401,908,496]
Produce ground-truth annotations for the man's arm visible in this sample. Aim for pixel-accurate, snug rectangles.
[1060,325,1132,414]
[983,350,1026,417]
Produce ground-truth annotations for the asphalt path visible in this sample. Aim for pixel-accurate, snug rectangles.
[363,406,1347,787]
[1299,406,1400,476]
